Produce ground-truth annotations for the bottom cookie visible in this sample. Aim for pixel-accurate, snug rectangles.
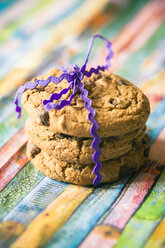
[27,141,150,185]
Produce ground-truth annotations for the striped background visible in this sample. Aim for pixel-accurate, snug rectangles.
[0,0,165,247]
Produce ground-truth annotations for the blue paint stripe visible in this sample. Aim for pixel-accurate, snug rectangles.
[47,177,130,248]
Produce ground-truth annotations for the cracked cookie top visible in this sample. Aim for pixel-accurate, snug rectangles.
[22,68,150,137]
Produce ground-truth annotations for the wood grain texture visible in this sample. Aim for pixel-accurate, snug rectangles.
[11,185,93,248]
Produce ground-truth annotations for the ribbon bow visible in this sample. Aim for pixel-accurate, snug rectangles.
[14,34,113,185]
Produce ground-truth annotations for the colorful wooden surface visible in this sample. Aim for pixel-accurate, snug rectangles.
[0,0,165,247]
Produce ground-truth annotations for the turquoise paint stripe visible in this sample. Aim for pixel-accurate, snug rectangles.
[0,162,44,221]
[47,177,130,248]
[147,98,165,144]
[0,0,19,13]
[115,169,165,248]
[117,22,165,82]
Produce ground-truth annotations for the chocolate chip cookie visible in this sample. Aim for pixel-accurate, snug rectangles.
[27,141,150,185]
[25,118,147,164]
[22,68,150,137]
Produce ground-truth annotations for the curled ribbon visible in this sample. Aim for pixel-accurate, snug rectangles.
[14,34,113,185]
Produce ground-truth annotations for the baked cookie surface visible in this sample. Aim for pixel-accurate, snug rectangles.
[27,141,150,185]
[22,69,150,137]
[25,118,147,164]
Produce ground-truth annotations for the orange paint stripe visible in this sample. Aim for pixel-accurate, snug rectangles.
[0,128,27,169]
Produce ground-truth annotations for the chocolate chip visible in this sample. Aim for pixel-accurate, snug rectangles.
[29,143,41,158]
[132,139,137,148]
[110,98,118,106]
[142,138,147,144]
[40,111,49,126]
[144,148,149,158]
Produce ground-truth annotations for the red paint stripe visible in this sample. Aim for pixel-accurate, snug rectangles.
[0,146,28,191]
[0,128,27,169]
[81,161,161,248]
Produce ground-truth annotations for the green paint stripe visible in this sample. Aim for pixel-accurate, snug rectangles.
[115,169,165,248]
[0,162,44,221]
[0,0,56,44]
[117,22,165,80]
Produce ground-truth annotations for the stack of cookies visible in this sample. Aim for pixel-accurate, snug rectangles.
[22,68,150,185]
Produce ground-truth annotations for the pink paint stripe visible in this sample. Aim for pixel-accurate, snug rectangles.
[0,128,27,169]
[0,146,28,191]
[149,128,165,164]
[81,161,161,248]
[103,161,160,229]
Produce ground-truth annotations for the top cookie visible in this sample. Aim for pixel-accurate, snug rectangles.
[22,68,150,137]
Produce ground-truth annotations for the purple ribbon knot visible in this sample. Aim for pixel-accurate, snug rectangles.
[14,34,113,185]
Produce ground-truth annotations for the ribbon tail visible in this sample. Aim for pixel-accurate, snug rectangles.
[77,82,102,186]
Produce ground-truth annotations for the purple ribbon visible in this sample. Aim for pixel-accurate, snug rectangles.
[14,34,113,185]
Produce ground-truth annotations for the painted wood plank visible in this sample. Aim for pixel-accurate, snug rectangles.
[0,128,27,168]
[147,98,165,144]
[0,0,40,29]
[0,0,109,96]
[144,216,165,248]
[117,22,165,83]
[11,185,93,248]
[114,169,165,248]
[0,162,44,221]
[111,0,165,71]
[0,109,27,149]
[0,0,56,44]
[149,128,165,164]
[80,161,161,248]
[0,178,68,247]
[140,68,165,112]
[46,177,129,248]
[0,145,28,191]
[0,0,84,80]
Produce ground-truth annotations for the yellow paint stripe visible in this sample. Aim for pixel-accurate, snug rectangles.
[11,185,93,248]
[0,0,109,96]
[144,217,165,248]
